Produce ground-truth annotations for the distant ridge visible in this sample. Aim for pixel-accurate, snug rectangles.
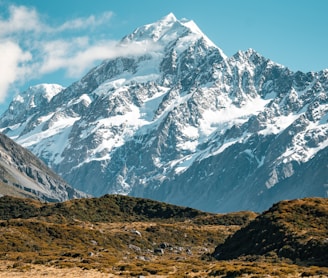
[0,194,256,225]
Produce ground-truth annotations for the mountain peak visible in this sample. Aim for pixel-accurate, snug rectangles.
[160,12,177,23]
[122,13,178,43]
[14,83,64,103]
[1,14,327,213]
[122,13,217,50]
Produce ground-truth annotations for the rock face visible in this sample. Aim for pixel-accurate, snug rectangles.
[0,132,87,201]
[0,14,327,212]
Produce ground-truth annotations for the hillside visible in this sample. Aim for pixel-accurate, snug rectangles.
[0,194,256,224]
[1,195,328,277]
[0,194,257,277]
[0,132,86,201]
[213,197,328,267]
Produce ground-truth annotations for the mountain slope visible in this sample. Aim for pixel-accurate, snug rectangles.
[0,14,327,212]
[212,198,328,266]
[0,132,86,201]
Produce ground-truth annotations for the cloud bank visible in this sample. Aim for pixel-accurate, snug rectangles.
[0,4,158,102]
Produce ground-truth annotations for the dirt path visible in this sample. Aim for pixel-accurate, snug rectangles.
[0,261,114,278]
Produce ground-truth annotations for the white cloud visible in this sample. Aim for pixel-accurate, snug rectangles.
[0,40,32,102]
[0,5,113,36]
[57,11,114,32]
[39,39,160,77]
[0,4,149,103]
[0,5,44,35]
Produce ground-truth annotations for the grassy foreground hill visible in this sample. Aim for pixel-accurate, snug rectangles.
[213,198,328,267]
[0,195,328,277]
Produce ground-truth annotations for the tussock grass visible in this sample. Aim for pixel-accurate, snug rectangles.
[0,195,327,276]
[213,197,328,267]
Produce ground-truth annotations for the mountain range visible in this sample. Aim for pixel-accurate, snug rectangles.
[0,13,327,212]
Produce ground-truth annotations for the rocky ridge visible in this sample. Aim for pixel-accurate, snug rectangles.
[0,132,86,201]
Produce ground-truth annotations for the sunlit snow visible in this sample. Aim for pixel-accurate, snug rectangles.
[200,95,271,136]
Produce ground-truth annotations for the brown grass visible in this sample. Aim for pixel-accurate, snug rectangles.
[1,196,327,277]
[213,197,328,267]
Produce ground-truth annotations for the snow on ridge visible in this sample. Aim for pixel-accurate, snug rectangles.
[17,113,79,149]
[259,114,300,136]
[123,12,223,59]
[162,12,177,22]
[279,121,328,164]
[93,53,164,97]
[38,84,65,101]
[22,84,64,101]
[13,94,24,103]
[9,83,64,119]
[173,153,198,174]
[180,19,217,49]
[200,95,270,137]
[171,95,270,173]
[126,13,178,43]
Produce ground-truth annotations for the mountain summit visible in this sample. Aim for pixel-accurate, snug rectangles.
[0,14,327,212]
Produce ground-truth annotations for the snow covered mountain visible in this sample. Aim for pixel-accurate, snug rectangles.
[0,13,327,212]
[0,131,87,201]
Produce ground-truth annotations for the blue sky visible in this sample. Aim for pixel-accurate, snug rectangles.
[0,0,327,113]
